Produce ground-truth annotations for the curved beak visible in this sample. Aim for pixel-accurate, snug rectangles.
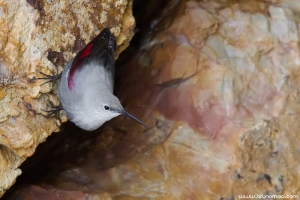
[121,110,147,128]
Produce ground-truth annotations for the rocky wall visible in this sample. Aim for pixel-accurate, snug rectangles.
[3,0,300,199]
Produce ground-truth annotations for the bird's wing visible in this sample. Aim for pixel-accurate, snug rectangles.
[67,28,116,90]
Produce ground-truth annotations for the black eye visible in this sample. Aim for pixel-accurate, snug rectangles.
[104,105,109,110]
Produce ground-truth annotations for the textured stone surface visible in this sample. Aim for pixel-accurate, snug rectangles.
[0,0,134,197]
[3,0,300,199]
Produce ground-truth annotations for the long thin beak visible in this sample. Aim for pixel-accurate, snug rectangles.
[121,110,147,128]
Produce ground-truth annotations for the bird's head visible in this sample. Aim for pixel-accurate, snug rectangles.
[97,94,146,128]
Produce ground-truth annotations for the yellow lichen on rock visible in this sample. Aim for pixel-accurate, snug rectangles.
[0,0,134,197]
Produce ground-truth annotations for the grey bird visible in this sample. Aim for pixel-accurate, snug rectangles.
[44,28,146,131]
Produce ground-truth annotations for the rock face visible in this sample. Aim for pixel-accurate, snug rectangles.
[0,0,134,197]
[3,0,300,199]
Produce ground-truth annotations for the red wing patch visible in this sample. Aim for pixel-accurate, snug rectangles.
[68,59,78,90]
[68,44,94,90]
[80,44,94,59]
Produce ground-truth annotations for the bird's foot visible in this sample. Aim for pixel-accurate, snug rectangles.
[35,71,62,86]
[41,103,63,118]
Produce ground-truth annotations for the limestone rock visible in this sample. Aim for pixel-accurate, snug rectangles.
[4,0,300,199]
[0,0,134,197]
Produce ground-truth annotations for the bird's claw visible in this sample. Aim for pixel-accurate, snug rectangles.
[41,103,63,118]
[36,70,62,86]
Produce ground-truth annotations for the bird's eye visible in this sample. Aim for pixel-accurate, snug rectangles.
[104,105,109,110]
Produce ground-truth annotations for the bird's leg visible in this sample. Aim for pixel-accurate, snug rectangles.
[41,103,63,118]
[36,71,62,86]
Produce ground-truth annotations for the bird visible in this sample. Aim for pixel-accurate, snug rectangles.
[40,28,146,131]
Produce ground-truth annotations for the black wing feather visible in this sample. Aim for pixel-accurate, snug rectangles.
[68,28,116,88]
